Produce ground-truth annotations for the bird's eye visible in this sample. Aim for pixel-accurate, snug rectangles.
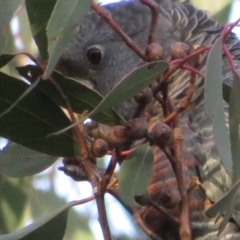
[86,45,103,65]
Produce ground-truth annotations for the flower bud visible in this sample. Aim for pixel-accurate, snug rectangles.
[148,122,172,146]
[91,138,109,158]
[145,43,163,61]
[134,87,153,105]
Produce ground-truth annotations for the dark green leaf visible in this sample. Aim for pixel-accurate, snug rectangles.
[0,78,40,119]
[118,143,154,208]
[205,36,232,172]
[229,71,240,184]
[222,83,231,103]
[0,177,27,233]
[44,0,91,78]
[205,71,240,234]
[25,0,57,60]
[27,188,94,240]
[0,142,56,177]
[0,1,24,55]
[0,202,75,240]
[0,54,15,69]
[206,179,240,234]
[52,61,168,135]
[16,65,124,125]
[0,72,79,156]
[226,71,240,228]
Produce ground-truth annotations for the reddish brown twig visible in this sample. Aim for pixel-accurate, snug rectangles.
[140,0,159,45]
[222,44,235,72]
[72,195,95,206]
[181,65,204,78]
[163,72,196,124]
[120,148,135,156]
[48,77,90,158]
[173,127,191,240]
[91,2,146,60]
[153,46,210,95]
[47,75,112,239]
[222,17,240,42]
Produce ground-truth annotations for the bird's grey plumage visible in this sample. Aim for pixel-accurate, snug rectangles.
[58,0,240,239]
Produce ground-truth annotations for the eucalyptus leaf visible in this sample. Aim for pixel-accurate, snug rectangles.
[229,71,240,184]
[0,78,40,119]
[89,61,168,118]
[118,143,154,208]
[0,72,79,156]
[205,36,232,172]
[0,1,24,55]
[0,202,75,240]
[0,54,15,69]
[25,0,57,60]
[16,65,124,125]
[206,180,240,218]
[0,142,57,177]
[44,0,92,78]
[52,61,168,135]
[0,178,27,233]
[206,179,240,234]
[222,82,231,103]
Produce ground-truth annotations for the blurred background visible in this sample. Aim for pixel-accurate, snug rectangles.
[0,0,239,239]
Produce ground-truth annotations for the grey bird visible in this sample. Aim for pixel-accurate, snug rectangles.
[57,0,240,239]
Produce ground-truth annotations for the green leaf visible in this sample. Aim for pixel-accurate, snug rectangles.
[90,61,168,118]
[205,181,240,218]
[25,0,57,60]
[0,78,40,119]
[229,71,240,184]
[27,188,94,240]
[0,54,15,69]
[0,202,75,240]
[204,36,232,172]
[206,179,240,234]
[118,143,154,208]
[0,1,24,55]
[54,61,168,135]
[0,177,27,233]
[0,142,56,177]
[222,82,231,103]
[205,61,240,235]
[0,72,79,156]
[16,65,124,125]
[44,0,92,78]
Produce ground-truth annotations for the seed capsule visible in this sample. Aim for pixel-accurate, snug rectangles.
[91,138,109,158]
[145,43,163,61]
[134,87,153,105]
[107,126,128,145]
[148,122,172,146]
[171,42,190,59]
